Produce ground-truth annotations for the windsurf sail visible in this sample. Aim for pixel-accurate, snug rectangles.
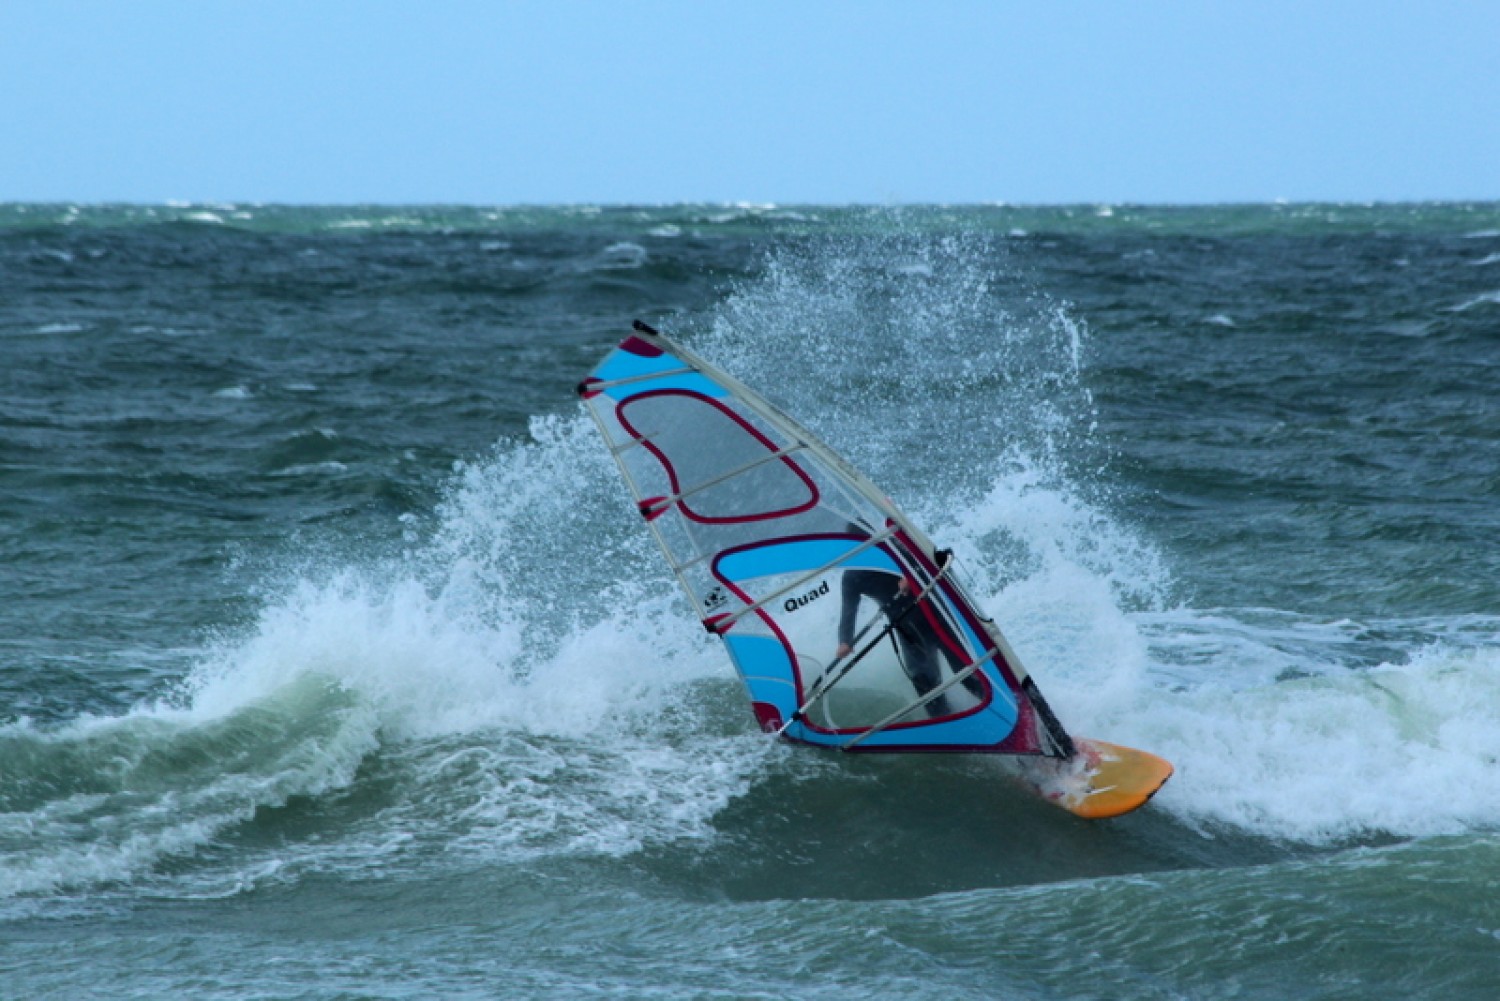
[578,320,1076,759]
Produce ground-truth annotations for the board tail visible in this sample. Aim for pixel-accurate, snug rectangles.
[1014,738,1174,819]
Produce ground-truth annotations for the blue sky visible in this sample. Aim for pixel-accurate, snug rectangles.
[2,1,1496,205]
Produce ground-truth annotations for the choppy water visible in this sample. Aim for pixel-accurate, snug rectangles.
[3,202,1499,998]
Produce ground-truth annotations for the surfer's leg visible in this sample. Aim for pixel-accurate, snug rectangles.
[950,650,985,698]
[897,634,951,716]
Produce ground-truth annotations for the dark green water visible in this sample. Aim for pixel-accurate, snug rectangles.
[2,203,1499,998]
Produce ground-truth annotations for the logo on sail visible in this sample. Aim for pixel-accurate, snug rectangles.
[783,579,829,613]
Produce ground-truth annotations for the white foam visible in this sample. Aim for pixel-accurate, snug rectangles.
[1137,642,1500,841]
[962,518,1500,843]
[179,573,523,738]
[123,411,765,868]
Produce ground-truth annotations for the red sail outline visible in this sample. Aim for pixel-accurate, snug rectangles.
[615,389,820,525]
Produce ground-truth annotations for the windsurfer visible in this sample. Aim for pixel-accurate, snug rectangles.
[835,550,982,716]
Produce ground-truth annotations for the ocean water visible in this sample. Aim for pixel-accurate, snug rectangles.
[2,202,1499,999]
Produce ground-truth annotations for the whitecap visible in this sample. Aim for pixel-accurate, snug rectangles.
[273,461,349,477]
[600,242,648,268]
[1470,252,1500,267]
[1379,319,1434,338]
[1444,290,1500,313]
[213,386,253,400]
[1204,314,1236,327]
[36,322,84,334]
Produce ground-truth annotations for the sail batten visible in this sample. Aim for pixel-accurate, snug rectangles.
[642,443,809,519]
[584,366,696,393]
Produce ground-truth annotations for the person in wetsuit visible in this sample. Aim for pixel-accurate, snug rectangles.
[835,556,978,716]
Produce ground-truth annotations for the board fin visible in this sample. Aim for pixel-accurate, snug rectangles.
[1018,738,1174,819]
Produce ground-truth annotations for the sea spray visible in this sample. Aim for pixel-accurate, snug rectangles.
[698,228,1105,500]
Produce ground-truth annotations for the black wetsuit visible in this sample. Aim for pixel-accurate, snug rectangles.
[838,569,961,708]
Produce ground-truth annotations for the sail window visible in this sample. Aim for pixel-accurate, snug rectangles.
[617,390,819,524]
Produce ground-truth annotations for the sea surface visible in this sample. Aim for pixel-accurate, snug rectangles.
[2,202,1499,999]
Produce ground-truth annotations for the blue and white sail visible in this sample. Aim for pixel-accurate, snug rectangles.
[578,321,1075,758]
